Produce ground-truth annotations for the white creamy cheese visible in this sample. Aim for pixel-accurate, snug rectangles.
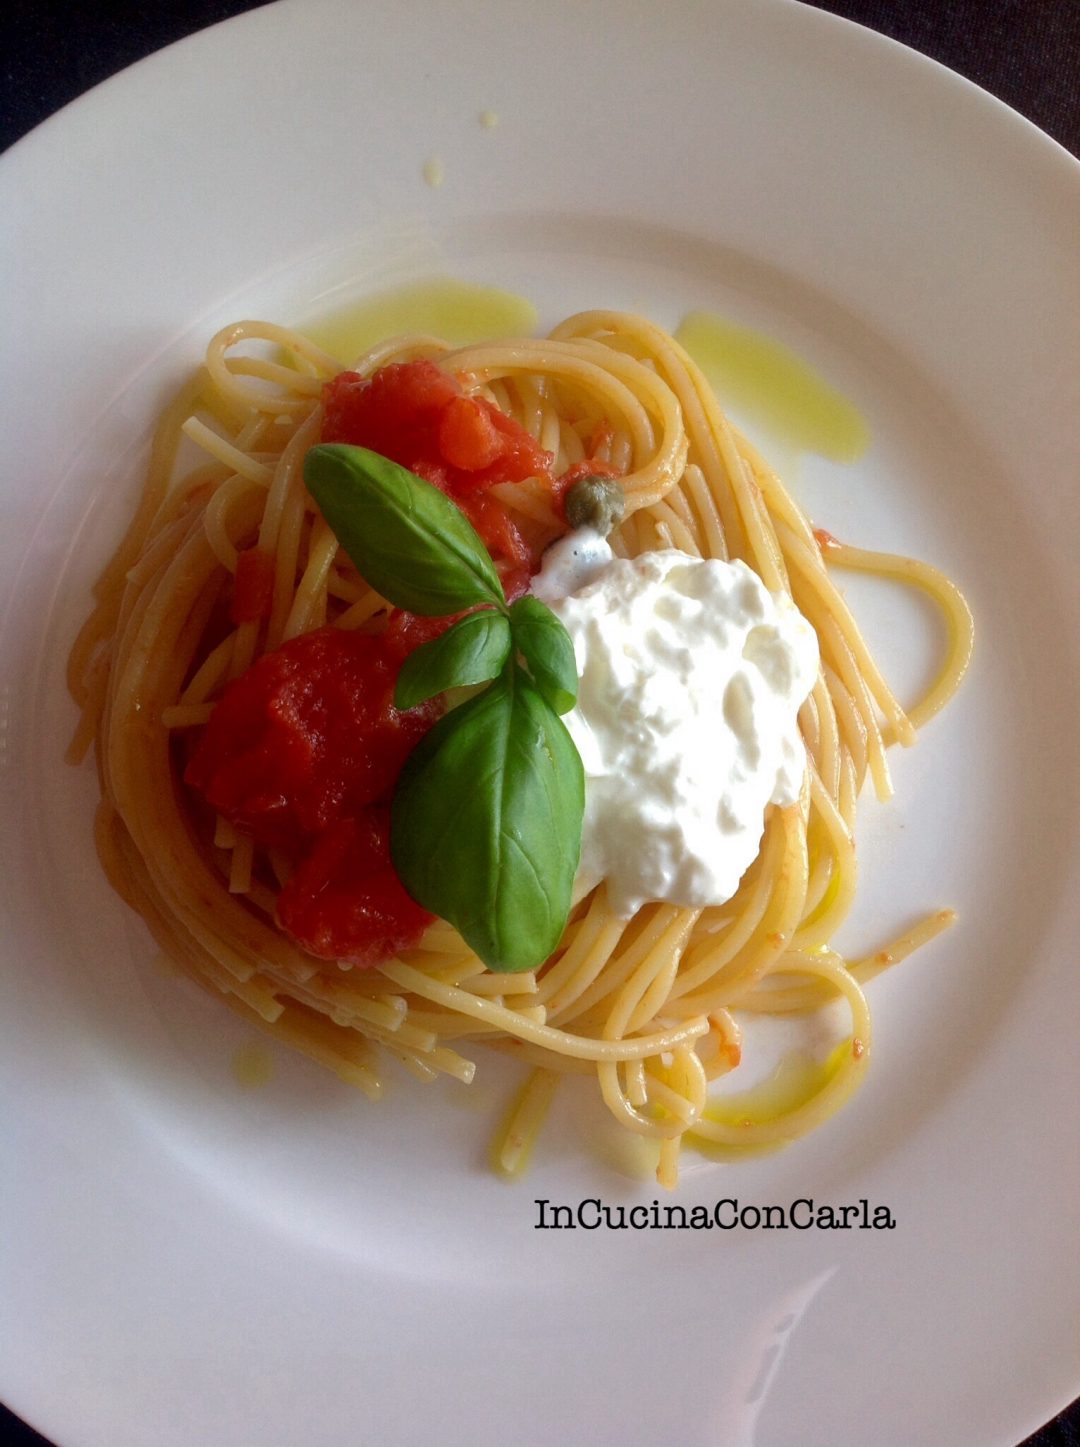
[531,526,614,602]
[537,542,819,918]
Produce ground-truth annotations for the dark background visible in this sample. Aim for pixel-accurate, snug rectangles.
[3,0,1078,156]
[1,2,1077,1444]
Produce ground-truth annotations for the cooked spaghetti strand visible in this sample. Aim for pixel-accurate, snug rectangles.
[69,308,969,1188]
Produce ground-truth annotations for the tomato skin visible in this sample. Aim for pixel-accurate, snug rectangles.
[442,406,552,495]
[276,812,432,965]
[471,406,552,489]
[437,395,502,471]
[463,492,531,570]
[185,627,436,850]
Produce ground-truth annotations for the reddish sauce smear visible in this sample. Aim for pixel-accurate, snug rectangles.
[230,546,275,625]
[187,359,562,967]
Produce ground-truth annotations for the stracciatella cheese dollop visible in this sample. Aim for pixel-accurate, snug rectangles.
[533,532,819,918]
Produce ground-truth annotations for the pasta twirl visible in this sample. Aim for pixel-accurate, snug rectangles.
[68,310,972,1187]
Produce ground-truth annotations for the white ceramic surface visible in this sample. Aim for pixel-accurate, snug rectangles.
[1,2,1077,1444]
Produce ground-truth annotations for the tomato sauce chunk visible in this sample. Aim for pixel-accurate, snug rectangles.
[276,812,432,966]
[320,359,553,572]
[322,360,460,465]
[185,627,438,966]
[437,394,502,472]
[185,627,435,849]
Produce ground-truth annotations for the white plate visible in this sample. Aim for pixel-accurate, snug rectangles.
[2,2,1078,1444]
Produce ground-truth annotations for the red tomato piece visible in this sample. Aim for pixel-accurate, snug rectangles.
[185,627,436,849]
[479,407,553,486]
[461,492,531,570]
[319,360,553,569]
[409,456,451,494]
[437,395,502,471]
[322,359,552,494]
[276,812,432,967]
[397,452,533,582]
[444,407,553,496]
[499,566,533,604]
[322,360,461,466]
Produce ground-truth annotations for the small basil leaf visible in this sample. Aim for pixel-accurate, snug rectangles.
[508,595,578,714]
[304,443,505,615]
[391,663,585,972]
[395,610,512,710]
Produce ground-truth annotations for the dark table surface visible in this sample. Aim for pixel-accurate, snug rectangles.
[2,2,1077,1444]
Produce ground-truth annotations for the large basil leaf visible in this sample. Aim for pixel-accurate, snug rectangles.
[395,609,512,711]
[509,595,578,715]
[303,443,505,615]
[391,663,585,972]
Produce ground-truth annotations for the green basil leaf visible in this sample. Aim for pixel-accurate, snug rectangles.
[391,663,585,972]
[395,609,512,710]
[303,443,505,615]
[508,595,578,714]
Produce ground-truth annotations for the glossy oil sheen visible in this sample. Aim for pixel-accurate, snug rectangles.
[676,310,870,462]
[300,278,538,366]
[689,1047,846,1160]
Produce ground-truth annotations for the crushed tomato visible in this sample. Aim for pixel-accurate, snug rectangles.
[276,811,432,966]
[321,359,553,585]
[185,627,438,965]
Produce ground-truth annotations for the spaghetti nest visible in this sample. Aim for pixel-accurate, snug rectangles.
[68,310,972,1188]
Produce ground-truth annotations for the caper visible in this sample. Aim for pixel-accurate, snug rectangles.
[564,475,626,537]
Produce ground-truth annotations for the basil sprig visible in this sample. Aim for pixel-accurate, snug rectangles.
[395,608,512,711]
[304,443,585,973]
[392,665,584,972]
